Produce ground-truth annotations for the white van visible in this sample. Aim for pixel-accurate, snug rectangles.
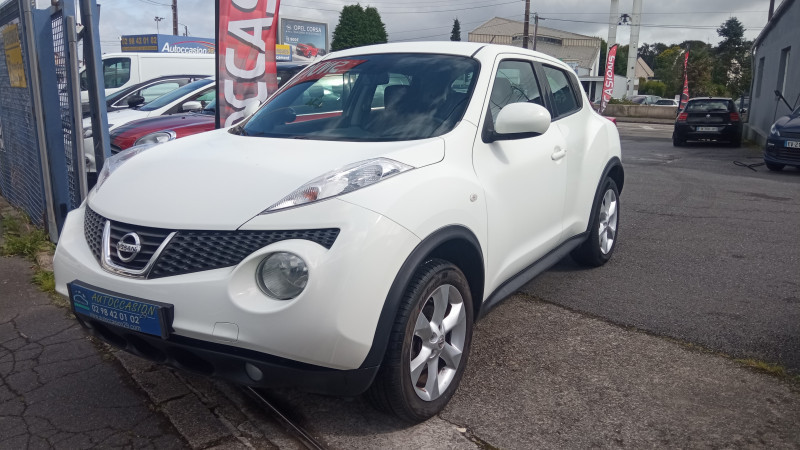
[79,52,215,103]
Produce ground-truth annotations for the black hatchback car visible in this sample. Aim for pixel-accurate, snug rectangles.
[764,105,800,171]
[673,97,743,147]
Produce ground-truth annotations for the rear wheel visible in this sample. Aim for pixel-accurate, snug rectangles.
[572,178,620,267]
[730,134,742,147]
[672,134,684,147]
[765,161,785,171]
[366,259,473,422]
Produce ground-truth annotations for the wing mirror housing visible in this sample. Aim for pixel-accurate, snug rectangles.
[182,100,203,112]
[127,95,145,108]
[484,102,551,143]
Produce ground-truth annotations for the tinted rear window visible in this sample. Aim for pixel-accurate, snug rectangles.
[685,100,734,112]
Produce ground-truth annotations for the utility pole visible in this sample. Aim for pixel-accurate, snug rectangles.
[522,0,531,49]
[172,0,178,35]
[154,16,164,34]
[532,13,539,50]
[768,0,775,21]
[607,0,619,49]
[625,0,642,98]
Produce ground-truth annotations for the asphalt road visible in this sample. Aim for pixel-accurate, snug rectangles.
[524,122,800,373]
[252,123,800,448]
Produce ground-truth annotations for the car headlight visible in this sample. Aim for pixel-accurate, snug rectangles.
[134,130,176,146]
[770,124,781,137]
[262,158,413,214]
[256,252,308,300]
[94,143,157,191]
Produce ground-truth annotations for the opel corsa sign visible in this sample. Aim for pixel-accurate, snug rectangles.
[116,233,142,262]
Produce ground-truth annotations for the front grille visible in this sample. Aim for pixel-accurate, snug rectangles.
[782,131,800,139]
[84,207,339,278]
[84,207,105,261]
[149,229,340,278]
[772,148,800,163]
[107,221,174,271]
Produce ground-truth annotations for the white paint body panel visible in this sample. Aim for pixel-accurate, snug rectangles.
[55,43,621,371]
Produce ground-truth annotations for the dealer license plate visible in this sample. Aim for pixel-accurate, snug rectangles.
[786,140,800,149]
[697,126,718,132]
[68,282,173,338]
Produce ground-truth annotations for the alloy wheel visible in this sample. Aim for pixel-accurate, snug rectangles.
[598,189,618,254]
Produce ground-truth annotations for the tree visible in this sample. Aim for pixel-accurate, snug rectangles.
[713,17,751,97]
[331,4,388,51]
[450,18,461,41]
[614,44,629,76]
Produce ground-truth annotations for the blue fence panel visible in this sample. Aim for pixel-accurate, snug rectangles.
[0,1,46,227]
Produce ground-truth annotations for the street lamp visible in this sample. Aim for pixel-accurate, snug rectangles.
[178,22,189,36]
[154,16,165,34]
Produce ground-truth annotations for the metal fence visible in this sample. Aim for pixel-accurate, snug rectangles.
[0,1,47,227]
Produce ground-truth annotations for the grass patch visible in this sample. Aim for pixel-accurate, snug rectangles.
[33,269,55,293]
[736,359,800,383]
[1,214,54,259]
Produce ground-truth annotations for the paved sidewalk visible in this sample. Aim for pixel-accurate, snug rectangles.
[0,253,191,448]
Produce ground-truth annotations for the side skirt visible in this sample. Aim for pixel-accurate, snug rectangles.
[477,232,587,320]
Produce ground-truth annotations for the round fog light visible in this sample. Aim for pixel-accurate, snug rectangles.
[256,252,308,300]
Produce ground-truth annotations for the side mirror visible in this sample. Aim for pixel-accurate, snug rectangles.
[127,95,145,108]
[181,100,203,112]
[488,102,551,142]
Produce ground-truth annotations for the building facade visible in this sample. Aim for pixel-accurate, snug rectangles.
[746,0,799,145]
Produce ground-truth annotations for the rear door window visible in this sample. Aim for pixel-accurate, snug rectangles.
[541,65,581,118]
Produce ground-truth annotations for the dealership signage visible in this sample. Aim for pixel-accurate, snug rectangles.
[216,0,281,127]
[280,18,327,61]
[121,34,216,54]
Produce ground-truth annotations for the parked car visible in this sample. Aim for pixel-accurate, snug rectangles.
[109,63,307,152]
[628,94,661,105]
[673,97,742,147]
[83,77,215,170]
[54,42,624,422]
[764,104,800,171]
[296,43,320,58]
[79,52,214,104]
[83,74,207,118]
[654,99,679,107]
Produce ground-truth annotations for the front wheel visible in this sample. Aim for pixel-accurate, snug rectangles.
[572,178,620,267]
[366,259,473,422]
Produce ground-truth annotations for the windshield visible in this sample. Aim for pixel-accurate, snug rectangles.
[241,53,480,141]
[139,78,213,111]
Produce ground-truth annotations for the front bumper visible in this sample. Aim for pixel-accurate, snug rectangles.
[54,198,421,390]
[765,137,800,166]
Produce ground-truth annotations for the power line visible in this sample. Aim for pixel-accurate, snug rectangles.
[539,16,765,31]
[281,0,519,15]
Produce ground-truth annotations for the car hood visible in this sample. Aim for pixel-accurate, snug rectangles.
[83,108,154,131]
[775,114,800,133]
[88,129,445,229]
[112,113,212,138]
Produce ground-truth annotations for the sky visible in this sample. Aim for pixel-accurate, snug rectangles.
[78,0,779,53]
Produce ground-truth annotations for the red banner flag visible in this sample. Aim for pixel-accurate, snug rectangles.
[679,50,690,110]
[216,0,281,128]
[599,44,618,115]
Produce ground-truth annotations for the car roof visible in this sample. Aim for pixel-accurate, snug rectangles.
[688,97,733,101]
[321,42,571,71]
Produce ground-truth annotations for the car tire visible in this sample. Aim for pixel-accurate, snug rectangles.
[366,259,473,423]
[571,178,620,267]
[765,161,785,171]
[672,134,684,147]
[730,135,742,147]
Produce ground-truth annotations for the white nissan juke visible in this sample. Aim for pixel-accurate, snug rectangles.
[54,42,623,422]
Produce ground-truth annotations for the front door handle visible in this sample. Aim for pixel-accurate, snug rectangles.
[551,147,567,161]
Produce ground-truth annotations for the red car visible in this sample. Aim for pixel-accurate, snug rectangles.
[110,63,307,153]
[296,43,320,58]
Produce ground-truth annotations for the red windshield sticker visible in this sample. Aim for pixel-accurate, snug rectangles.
[288,59,367,86]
